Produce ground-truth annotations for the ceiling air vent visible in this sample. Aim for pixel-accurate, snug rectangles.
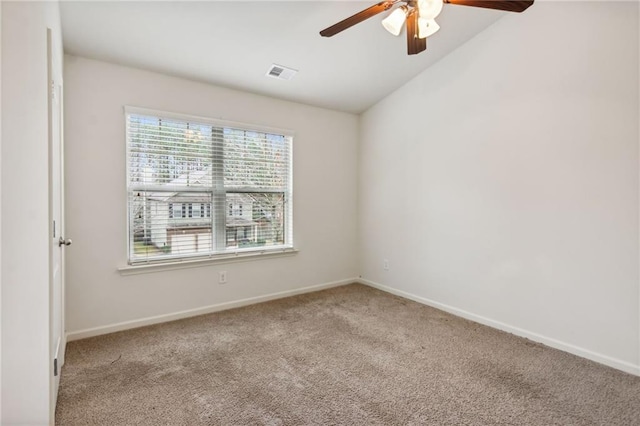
[266,64,298,81]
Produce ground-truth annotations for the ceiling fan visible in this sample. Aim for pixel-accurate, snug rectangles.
[320,0,534,55]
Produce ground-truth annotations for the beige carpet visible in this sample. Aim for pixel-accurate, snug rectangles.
[56,284,639,425]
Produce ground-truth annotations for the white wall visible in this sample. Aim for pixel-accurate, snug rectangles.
[1,1,63,424]
[359,1,639,374]
[64,56,359,336]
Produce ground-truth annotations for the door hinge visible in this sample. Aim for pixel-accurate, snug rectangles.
[54,357,58,376]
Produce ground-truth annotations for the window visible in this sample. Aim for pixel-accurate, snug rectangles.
[126,107,293,264]
[193,203,203,219]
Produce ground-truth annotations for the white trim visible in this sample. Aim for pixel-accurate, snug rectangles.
[59,332,66,369]
[637,63,640,372]
[358,278,640,377]
[124,105,295,138]
[124,106,295,267]
[66,276,639,376]
[119,248,299,275]
[66,278,356,341]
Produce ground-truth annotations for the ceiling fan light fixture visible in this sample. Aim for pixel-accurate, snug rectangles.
[418,0,444,20]
[381,6,408,36]
[418,17,440,39]
[319,0,535,56]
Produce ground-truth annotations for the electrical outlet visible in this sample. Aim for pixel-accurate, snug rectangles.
[219,271,228,284]
[383,259,389,271]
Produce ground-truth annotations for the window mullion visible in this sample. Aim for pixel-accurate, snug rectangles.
[212,126,226,252]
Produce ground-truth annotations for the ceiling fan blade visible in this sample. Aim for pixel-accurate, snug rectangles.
[406,9,426,55]
[444,0,534,13]
[320,1,398,37]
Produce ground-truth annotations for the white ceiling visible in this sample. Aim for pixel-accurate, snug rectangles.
[60,1,506,114]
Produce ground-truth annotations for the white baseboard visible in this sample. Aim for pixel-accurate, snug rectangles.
[66,278,356,342]
[66,276,640,376]
[60,332,67,368]
[358,278,640,377]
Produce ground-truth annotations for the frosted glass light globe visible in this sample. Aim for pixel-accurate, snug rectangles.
[418,17,440,39]
[418,0,444,20]
[382,6,408,36]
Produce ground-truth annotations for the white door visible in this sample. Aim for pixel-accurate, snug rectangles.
[48,27,67,416]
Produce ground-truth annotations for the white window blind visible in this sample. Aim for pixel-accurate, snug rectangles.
[126,108,293,264]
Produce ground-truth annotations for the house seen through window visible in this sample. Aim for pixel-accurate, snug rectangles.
[126,108,293,264]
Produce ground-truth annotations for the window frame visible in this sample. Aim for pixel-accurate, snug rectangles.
[125,106,294,266]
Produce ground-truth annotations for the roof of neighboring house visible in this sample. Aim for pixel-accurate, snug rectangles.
[165,216,256,231]
[166,224,212,231]
[226,217,257,227]
[145,168,255,205]
[148,193,211,203]
[147,168,213,201]
[148,193,257,205]
[169,168,212,187]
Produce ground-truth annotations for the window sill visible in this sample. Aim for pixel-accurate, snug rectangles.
[118,247,298,276]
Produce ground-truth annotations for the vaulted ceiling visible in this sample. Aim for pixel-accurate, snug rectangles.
[60,1,506,113]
